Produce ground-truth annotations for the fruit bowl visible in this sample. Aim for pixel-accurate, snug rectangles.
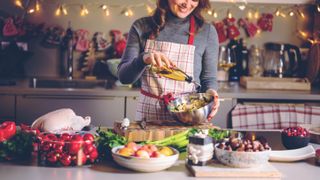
[166,92,214,125]
[281,127,310,149]
[214,137,271,168]
[36,131,98,167]
[111,144,179,172]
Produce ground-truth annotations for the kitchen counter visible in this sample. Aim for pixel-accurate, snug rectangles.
[0,79,320,100]
[0,130,319,180]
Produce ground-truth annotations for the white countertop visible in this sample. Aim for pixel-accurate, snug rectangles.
[1,131,319,180]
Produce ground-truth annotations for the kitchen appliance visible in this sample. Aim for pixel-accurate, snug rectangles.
[264,42,302,78]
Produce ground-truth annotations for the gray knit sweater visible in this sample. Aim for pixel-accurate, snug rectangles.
[118,14,219,92]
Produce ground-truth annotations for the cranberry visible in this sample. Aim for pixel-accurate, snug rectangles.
[68,141,82,155]
[89,148,98,161]
[83,144,94,154]
[47,151,60,163]
[60,153,72,166]
[83,133,94,145]
[60,133,71,142]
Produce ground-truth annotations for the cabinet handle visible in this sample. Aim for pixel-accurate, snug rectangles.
[21,95,116,100]
[218,98,232,102]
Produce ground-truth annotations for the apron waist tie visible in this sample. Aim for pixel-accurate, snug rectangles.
[140,89,175,105]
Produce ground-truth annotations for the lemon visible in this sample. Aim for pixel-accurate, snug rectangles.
[159,146,174,156]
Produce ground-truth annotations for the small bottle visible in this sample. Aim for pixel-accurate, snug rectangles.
[150,65,200,87]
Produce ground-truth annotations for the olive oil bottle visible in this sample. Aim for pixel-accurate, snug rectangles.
[150,65,201,87]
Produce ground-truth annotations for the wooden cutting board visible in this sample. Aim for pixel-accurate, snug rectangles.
[187,159,282,178]
[240,76,311,91]
[113,121,219,142]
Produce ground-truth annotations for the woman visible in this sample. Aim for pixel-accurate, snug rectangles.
[118,0,219,124]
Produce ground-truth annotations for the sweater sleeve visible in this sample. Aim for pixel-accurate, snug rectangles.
[117,20,148,84]
[200,24,219,92]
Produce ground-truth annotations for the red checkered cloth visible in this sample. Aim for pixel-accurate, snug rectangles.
[231,104,320,129]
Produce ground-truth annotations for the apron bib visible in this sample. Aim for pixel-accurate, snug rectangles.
[136,16,196,123]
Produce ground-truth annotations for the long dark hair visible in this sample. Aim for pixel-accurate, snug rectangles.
[151,0,210,37]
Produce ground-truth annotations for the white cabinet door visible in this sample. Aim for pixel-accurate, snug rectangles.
[16,95,125,127]
[125,96,139,120]
[211,98,235,128]
[0,95,15,122]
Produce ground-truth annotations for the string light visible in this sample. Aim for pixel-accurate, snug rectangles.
[275,8,281,16]
[317,4,320,12]
[80,5,89,16]
[15,0,23,8]
[238,5,246,11]
[121,7,133,17]
[35,0,40,11]
[28,8,35,14]
[55,5,67,16]
[254,10,259,19]
[145,4,153,14]
[297,9,305,19]
[247,10,253,19]
[227,9,232,18]
[288,10,295,16]
[101,5,110,16]
[207,9,213,16]
[213,11,218,18]
[55,5,61,16]
[298,30,308,38]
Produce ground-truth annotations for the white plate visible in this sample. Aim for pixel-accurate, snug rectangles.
[269,145,315,162]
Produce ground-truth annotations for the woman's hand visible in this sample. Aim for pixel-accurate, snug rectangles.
[143,50,175,68]
[206,89,220,121]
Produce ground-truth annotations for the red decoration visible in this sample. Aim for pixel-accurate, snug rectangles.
[110,30,127,58]
[75,29,90,52]
[213,21,227,43]
[238,18,258,38]
[257,13,273,32]
[3,18,18,37]
[223,17,240,40]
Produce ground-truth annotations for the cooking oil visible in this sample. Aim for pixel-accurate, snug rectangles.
[150,65,201,87]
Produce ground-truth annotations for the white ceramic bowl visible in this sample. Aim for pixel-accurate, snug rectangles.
[214,144,271,168]
[111,146,179,172]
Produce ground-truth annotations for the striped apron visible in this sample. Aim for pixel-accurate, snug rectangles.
[136,16,196,124]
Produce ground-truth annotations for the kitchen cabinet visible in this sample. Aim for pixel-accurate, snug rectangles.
[0,95,15,122]
[125,96,139,121]
[210,0,312,4]
[212,97,235,128]
[16,95,125,127]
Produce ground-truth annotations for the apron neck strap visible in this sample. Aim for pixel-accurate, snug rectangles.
[188,15,195,45]
[149,16,196,45]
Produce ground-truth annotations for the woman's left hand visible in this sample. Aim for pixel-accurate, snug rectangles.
[206,89,220,121]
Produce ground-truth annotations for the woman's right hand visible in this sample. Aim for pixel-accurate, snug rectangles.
[143,50,176,68]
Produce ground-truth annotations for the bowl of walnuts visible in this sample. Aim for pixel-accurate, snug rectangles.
[215,136,271,168]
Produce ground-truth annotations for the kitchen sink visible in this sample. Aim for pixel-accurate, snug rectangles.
[29,78,108,89]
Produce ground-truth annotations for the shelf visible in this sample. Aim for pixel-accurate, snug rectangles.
[210,0,313,4]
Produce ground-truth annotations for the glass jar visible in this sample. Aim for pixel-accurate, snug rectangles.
[248,45,264,77]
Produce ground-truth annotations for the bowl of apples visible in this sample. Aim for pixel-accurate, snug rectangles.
[111,142,179,172]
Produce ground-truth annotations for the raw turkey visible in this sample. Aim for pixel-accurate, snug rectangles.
[31,108,91,133]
